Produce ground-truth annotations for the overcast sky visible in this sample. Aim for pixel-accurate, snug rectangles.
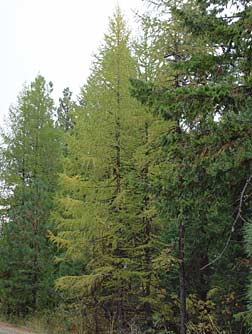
[0,0,143,124]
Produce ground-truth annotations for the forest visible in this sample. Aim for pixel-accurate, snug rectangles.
[0,0,252,333]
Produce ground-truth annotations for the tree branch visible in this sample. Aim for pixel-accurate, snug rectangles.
[200,175,252,271]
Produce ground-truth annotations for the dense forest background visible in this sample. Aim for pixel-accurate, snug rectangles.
[0,0,252,333]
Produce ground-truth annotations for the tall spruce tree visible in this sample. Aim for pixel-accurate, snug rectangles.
[132,0,252,332]
[133,1,210,332]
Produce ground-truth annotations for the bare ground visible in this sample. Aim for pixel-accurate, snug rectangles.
[0,322,38,334]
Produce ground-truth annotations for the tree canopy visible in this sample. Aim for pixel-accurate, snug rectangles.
[0,2,252,333]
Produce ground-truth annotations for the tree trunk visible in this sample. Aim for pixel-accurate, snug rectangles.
[31,257,38,315]
[179,222,187,334]
[115,34,123,332]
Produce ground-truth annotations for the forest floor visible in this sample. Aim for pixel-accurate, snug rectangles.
[0,322,38,334]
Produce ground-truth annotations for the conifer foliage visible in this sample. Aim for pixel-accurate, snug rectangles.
[0,1,252,334]
[52,9,168,333]
[0,75,61,316]
[132,0,252,332]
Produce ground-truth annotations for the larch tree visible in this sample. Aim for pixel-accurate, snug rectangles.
[52,7,169,333]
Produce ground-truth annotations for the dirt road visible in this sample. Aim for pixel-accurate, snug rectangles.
[0,322,38,334]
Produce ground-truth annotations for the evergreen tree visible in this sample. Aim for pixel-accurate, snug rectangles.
[0,75,61,316]
[0,2,250,333]
[132,0,252,332]
[56,87,75,132]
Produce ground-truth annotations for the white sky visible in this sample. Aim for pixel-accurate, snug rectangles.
[0,0,143,124]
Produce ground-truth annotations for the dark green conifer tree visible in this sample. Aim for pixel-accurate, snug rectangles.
[0,75,61,317]
[132,0,252,332]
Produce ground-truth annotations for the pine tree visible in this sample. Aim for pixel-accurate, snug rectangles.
[0,75,61,316]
